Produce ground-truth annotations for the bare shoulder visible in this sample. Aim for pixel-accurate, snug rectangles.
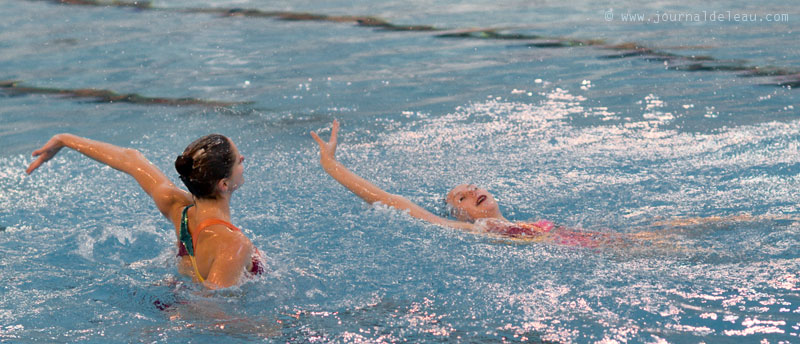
[154,184,192,224]
[198,225,255,288]
[199,225,252,252]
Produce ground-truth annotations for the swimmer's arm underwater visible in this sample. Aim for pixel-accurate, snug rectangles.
[311,120,474,231]
[26,134,190,218]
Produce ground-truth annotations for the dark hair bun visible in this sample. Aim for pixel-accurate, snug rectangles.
[175,134,234,199]
[175,155,194,177]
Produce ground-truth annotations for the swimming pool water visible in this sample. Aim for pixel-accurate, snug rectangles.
[1,0,799,342]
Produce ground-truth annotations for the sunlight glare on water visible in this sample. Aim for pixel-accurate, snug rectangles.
[1,0,799,342]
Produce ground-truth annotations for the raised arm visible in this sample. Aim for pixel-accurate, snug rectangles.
[310,120,474,231]
[26,133,190,218]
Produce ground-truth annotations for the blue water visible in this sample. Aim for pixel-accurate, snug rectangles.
[1,0,799,342]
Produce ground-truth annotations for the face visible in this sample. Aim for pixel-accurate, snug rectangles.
[445,184,502,222]
[224,139,245,193]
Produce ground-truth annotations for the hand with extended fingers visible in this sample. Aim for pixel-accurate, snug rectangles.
[26,134,67,175]
[310,119,339,160]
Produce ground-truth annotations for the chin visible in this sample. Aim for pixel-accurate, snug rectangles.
[470,214,492,221]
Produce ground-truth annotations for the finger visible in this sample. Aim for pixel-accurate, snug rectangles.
[31,147,45,157]
[330,120,339,144]
[26,158,43,175]
[32,137,56,156]
[310,131,324,146]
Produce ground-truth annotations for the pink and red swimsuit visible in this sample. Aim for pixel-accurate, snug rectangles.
[479,219,614,248]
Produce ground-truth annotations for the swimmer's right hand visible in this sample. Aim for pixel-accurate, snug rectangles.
[26,134,68,174]
[310,119,339,160]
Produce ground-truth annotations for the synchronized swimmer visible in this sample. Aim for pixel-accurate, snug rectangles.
[311,120,636,248]
[26,133,264,289]
[24,122,770,290]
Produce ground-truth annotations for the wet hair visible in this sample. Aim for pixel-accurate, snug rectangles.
[174,134,234,199]
[446,203,474,222]
[443,195,474,222]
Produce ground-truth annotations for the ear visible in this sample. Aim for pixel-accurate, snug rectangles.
[216,178,230,194]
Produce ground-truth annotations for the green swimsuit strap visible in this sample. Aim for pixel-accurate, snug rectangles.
[180,204,195,257]
[179,204,207,283]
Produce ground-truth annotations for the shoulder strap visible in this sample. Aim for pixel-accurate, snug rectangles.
[520,220,555,233]
[195,218,241,234]
[179,205,195,256]
[179,204,206,283]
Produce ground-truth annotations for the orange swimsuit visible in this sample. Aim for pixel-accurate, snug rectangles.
[177,205,264,282]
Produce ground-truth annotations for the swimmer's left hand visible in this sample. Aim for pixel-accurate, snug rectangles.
[26,134,67,174]
[310,119,339,160]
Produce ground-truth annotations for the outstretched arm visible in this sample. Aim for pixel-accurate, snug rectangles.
[311,120,474,231]
[26,134,190,218]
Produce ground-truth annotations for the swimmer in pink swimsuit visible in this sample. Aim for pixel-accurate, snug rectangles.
[311,120,628,248]
[475,218,626,248]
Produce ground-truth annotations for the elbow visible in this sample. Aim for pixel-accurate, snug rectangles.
[122,147,143,159]
[119,148,147,171]
[122,148,145,164]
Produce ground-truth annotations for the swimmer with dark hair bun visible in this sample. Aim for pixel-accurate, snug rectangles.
[27,133,264,289]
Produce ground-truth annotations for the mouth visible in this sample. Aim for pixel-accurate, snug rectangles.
[476,195,487,206]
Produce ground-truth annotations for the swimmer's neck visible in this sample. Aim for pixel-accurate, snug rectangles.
[477,215,510,223]
[192,195,233,222]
